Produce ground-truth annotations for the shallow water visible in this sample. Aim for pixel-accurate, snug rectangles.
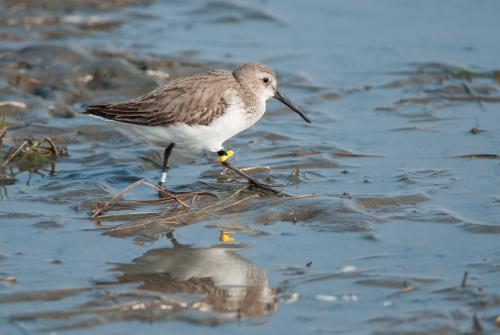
[1,0,500,334]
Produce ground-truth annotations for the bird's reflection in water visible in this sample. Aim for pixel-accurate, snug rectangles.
[113,231,277,316]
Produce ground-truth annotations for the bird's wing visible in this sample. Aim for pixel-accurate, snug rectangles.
[85,69,236,127]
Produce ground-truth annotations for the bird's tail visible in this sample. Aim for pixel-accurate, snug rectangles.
[83,104,110,118]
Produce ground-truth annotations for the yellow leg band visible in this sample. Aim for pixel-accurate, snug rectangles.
[218,149,234,162]
[219,230,235,242]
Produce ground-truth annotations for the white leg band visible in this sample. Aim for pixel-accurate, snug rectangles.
[160,171,167,184]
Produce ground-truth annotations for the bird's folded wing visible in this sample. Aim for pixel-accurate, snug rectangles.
[85,69,235,127]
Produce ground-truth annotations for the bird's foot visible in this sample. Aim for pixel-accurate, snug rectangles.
[157,182,217,200]
[157,182,177,199]
[219,159,285,195]
[246,178,284,194]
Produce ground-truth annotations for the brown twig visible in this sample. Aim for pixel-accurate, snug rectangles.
[96,185,244,222]
[106,193,259,233]
[92,179,146,218]
[0,140,28,168]
[42,137,58,158]
[90,178,214,218]
[140,179,191,208]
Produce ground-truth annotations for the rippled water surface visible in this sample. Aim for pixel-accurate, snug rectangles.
[1,0,499,334]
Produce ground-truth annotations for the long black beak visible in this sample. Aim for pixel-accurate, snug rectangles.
[273,90,311,124]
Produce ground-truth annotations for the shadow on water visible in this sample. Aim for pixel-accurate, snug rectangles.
[2,231,277,331]
[111,232,278,317]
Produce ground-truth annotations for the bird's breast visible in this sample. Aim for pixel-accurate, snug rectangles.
[222,89,264,130]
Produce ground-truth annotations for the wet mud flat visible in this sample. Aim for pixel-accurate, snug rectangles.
[1,0,500,334]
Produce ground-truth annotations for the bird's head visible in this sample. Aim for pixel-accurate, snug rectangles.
[233,62,311,123]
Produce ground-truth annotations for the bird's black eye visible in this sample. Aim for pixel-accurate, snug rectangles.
[262,77,270,84]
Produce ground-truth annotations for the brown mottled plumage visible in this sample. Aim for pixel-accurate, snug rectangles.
[85,62,279,127]
[85,69,234,126]
[84,62,310,192]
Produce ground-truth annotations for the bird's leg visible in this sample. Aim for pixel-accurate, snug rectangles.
[217,150,284,195]
[154,143,217,202]
[165,230,182,247]
[157,143,217,200]
[158,143,176,197]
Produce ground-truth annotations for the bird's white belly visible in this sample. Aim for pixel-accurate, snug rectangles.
[132,100,265,152]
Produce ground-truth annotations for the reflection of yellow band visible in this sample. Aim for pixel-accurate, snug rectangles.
[219,230,235,242]
[218,150,234,162]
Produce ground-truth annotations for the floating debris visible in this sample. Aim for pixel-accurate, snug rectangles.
[283,292,300,304]
[453,154,499,159]
[315,294,337,302]
[0,130,68,182]
[469,127,486,135]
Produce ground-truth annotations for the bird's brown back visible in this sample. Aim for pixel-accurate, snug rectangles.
[85,69,239,126]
